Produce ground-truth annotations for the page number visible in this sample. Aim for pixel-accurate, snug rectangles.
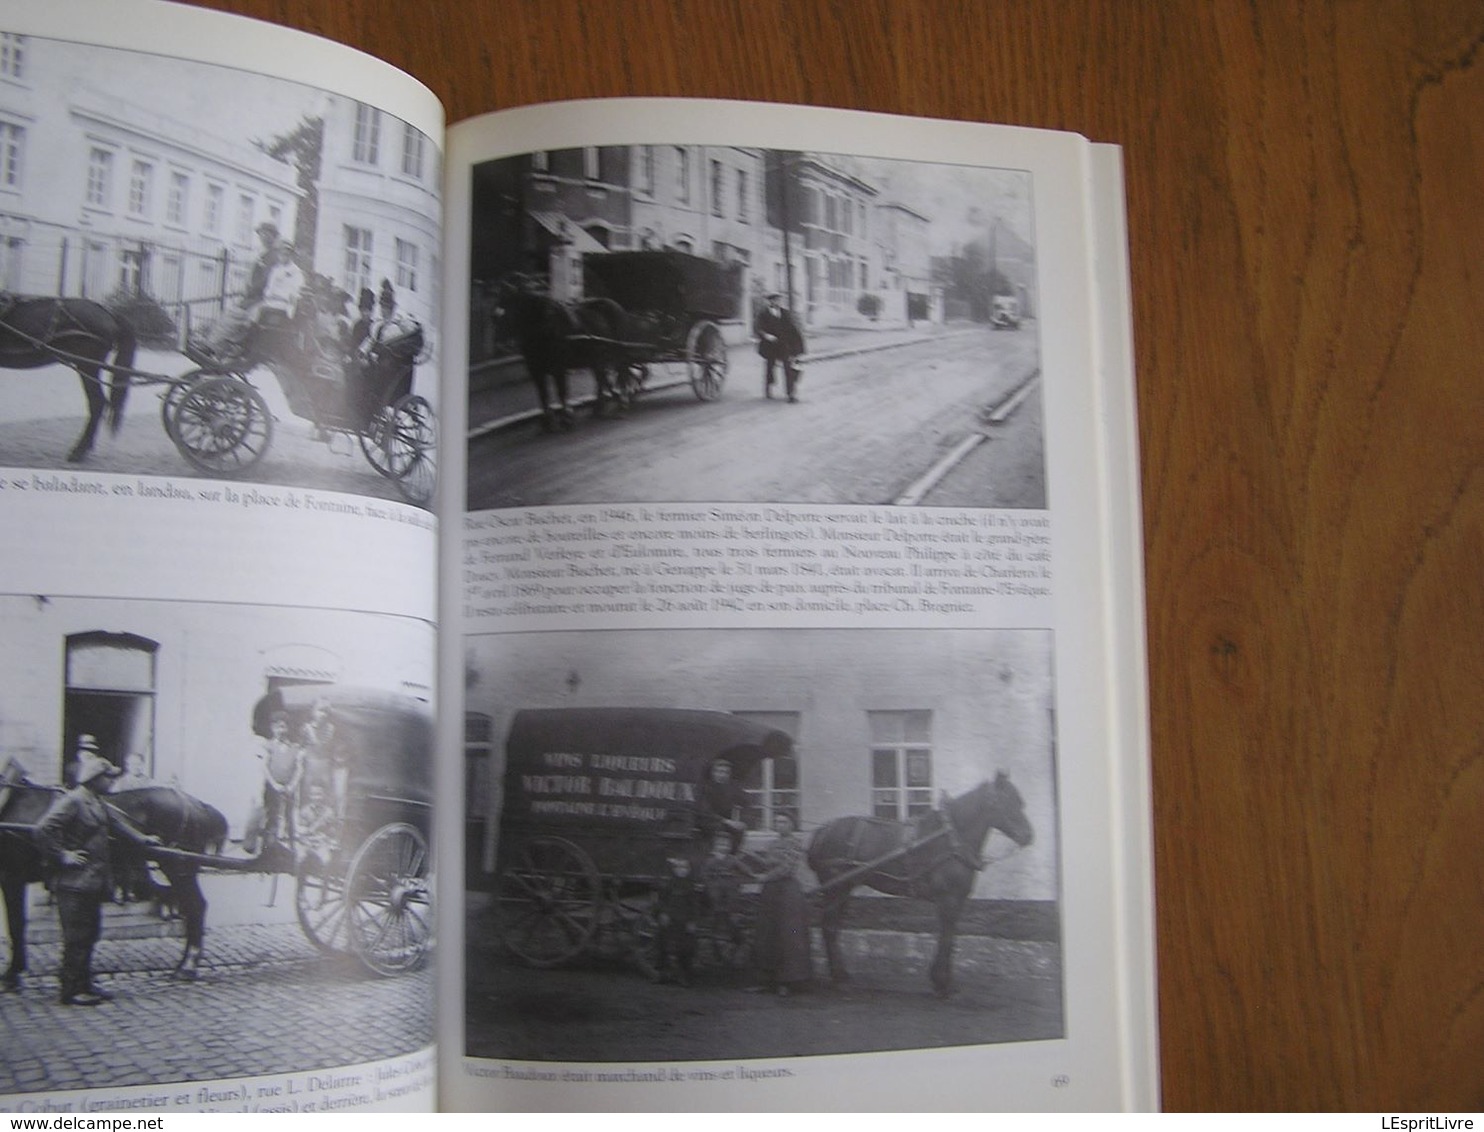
[1051,1075,1070,1088]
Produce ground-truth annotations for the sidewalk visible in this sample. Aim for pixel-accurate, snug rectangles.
[468,320,977,436]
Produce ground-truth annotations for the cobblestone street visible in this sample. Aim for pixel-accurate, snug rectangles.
[0,921,433,1096]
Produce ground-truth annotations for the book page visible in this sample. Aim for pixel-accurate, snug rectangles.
[0,0,443,1114]
[440,99,1155,1111]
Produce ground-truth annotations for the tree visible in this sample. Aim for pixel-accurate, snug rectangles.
[256,116,324,255]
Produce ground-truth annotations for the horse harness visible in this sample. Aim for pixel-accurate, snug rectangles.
[824,802,987,898]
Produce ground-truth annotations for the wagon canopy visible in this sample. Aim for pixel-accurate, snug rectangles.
[582,251,743,321]
[502,707,792,834]
[251,685,432,810]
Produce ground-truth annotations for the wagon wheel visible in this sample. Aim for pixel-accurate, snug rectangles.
[495,836,602,967]
[169,375,273,474]
[384,394,437,505]
[357,406,397,480]
[160,370,210,442]
[344,822,433,976]
[295,858,352,955]
[685,320,727,401]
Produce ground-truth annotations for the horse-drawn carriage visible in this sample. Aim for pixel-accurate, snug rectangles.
[0,684,432,990]
[0,291,436,504]
[172,290,437,504]
[489,705,1038,995]
[581,250,741,404]
[491,707,792,975]
[251,684,434,976]
[494,251,741,429]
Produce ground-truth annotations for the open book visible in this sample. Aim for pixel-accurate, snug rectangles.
[0,0,1155,1113]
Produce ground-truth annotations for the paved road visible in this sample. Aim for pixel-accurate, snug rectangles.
[0,919,433,1096]
[464,939,1062,1064]
[467,326,1042,509]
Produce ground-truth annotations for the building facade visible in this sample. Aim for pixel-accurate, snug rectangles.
[305,96,440,332]
[0,596,432,838]
[0,33,301,323]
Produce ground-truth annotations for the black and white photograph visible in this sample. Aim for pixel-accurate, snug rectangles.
[463,628,1062,1063]
[0,595,433,1098]
[0,31,439,506]
[466,147,1043,510]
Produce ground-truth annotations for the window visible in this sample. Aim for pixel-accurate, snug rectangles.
[203,183,223,234]
[0,34,26,80]
[395,237,418,292]
[86,148,113,208]
[732,712,801,830]
[869,710,933,819]
[710,159,723,217]
[582,146,599,180]
[165,171,189,225]
[352,103,381,165]
[343,225,373,294]
[401,122,424,179]
[235,193,255,245]
[736,168,749,222]
[128,160,153,217]
[0,235,23,290]
[673,146,690,204]
[118,246,148,295]
[0,121,21,190]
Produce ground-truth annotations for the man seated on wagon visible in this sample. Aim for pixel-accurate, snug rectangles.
[195,239,306,364]
[696,757,749,854]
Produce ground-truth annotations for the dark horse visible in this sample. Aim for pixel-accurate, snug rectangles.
[0,765,228,991]
[491,277,630,431]
[807,772,1035,997]
[0,295,138,462]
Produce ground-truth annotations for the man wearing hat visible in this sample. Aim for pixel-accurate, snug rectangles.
[753,291,806,402]
[36,737,159,1006]
[196,221,290,362]
[696,756,749,854]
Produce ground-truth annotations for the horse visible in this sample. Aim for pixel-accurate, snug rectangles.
[806,772,1035,998]
[0,295,138,463]
[0,765,228,991]
[491,277,630,431]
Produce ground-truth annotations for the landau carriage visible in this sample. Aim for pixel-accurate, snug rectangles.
[0,288,437,504]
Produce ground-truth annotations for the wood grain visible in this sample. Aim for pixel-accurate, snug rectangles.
[175,0,1484,1111]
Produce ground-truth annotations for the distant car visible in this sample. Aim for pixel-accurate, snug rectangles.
[990,293,1021,329]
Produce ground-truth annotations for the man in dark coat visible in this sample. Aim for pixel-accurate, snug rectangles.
[696,757,749,853]
[35,743,157,1006]
[753,292,805,402]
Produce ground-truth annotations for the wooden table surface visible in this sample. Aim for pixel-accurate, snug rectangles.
[179,0,1484,1111]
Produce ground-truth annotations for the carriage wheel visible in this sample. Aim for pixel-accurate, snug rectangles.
[385,394,437,505]
[295,860,352,955]
[344,822,433,976]
[495,836,602,967]
[357,406,397,479]
[685,321,727,401]
[160,370,210,442]
[170,375,273,474]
